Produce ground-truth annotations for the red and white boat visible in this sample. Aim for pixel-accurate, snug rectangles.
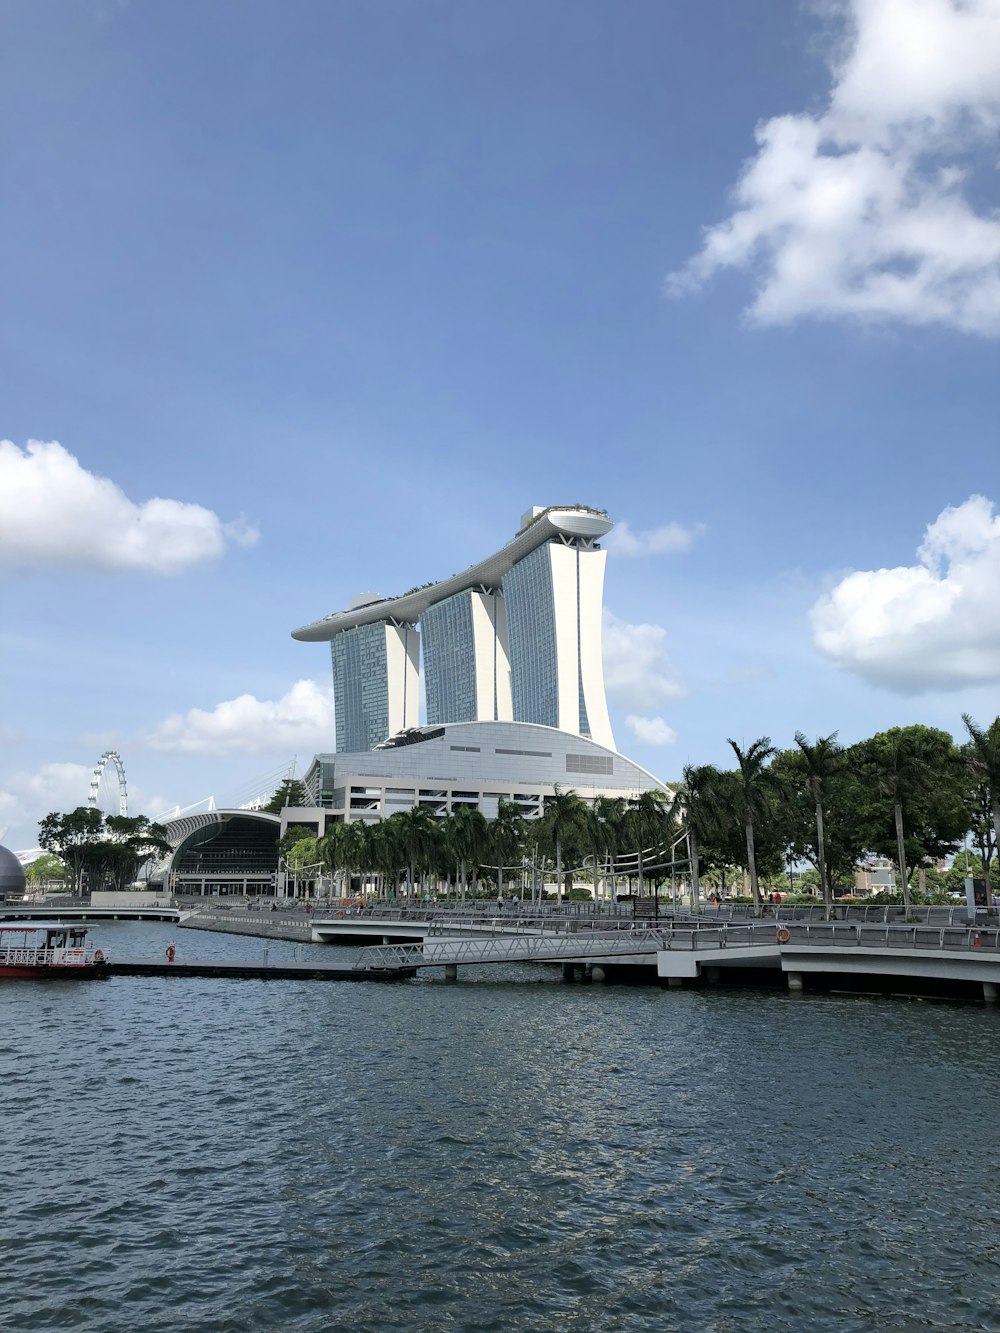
[0,922,110,979]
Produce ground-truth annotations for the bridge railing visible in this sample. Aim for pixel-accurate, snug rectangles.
[353,930,667,971]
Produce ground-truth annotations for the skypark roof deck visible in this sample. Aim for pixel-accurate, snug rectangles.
[291,505,611,642]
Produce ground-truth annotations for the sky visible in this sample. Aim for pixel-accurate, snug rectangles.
[2,0,999,850]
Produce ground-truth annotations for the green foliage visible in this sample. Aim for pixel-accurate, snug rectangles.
[286,835,320,869]
[852,725,969,911]
[23,853,68,884]
[279,824,317,857]
[263,779,308,814]
[38,808,171,893]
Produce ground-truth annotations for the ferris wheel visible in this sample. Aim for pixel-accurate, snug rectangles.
[88,750,129,818]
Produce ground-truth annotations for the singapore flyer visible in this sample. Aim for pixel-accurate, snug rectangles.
[87,750,129,818]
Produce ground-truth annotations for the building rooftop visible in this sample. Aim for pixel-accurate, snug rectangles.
[291,505,612,643]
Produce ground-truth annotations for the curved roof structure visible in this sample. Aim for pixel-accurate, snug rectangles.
[310,720,670,797]
[291,505,611,642]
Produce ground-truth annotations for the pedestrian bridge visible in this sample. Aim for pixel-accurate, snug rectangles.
[351,920,1000,1002]
[353,930,664,973]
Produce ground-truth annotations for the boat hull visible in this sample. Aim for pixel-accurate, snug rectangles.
[0,963,110,980]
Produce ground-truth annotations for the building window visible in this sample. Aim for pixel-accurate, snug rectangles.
[566,753,613,775]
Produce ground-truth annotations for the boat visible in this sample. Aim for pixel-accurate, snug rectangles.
[0,921,110,978]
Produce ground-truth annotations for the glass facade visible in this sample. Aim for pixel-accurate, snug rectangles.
[421,591,478,725]
[174,817,279,874]
[331,624,389,753]
[503,544,559,728]
[576,548,590,736]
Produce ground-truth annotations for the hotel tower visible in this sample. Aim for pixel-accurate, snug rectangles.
[292,505,616,753]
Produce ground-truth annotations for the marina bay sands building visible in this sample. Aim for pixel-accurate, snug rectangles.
[293,505,616,753]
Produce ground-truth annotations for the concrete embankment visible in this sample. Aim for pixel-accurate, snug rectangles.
[179,912,314,945]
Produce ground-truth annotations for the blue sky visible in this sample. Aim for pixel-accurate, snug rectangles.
[2,0,999,848]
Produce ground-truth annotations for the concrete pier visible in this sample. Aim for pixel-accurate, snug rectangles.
[787,971,804,992]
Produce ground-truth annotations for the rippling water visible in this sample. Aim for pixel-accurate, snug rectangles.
[4,921,999,1331]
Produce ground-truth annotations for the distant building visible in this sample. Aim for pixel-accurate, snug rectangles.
[854,858,896,895]
[284,720,665,834]
[0,843,26,900]
[292,505,615,752]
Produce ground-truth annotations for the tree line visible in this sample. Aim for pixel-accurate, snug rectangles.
[33,714,999,910]
[280,716,1000,911]
[36,808,173,894]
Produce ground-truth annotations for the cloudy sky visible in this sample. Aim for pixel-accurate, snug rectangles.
[2,0,999,849]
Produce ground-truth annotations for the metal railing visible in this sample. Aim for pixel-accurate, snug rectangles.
[0,947,103,966]
[655,922,1000,953]
[353,930,667,971]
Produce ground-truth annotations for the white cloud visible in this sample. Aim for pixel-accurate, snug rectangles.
[0,762,176,842]
[810,494,1000,690]
[146,680,334,754]
[0,439,258,574]
[603,610,687,711]
[625,715,678,746]
[0,761,172,848]
[0,762,94,847]
[670,0,1000,335]
[605,520,705,557]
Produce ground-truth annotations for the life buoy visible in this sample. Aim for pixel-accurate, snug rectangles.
[165,944,176,963]
[93,949,105,963]
[776,927,791,944]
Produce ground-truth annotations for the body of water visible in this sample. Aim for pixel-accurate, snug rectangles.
[3,921,999,1331]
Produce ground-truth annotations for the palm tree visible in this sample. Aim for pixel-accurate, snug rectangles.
[389,807,440,900]
[867,730,937,915]
[446,804,489,904]
[539,787,589,904]
[587,796,625,903]
[962,714,1000,853]
[490,800,526,899]
[319,822,350,899]
[727,737,780,913]
[792,732,843,918]
[668,764,719,913]
[621,790,673,899]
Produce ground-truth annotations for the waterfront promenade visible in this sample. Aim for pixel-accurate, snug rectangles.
[12,897,997,1001]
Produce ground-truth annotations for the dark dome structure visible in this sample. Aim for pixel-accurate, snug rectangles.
[0,844,26,898]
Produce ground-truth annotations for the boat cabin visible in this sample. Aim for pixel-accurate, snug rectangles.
[0,922,92,965]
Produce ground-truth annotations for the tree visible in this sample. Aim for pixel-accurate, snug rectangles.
[962,714,1000,864]
[263,778,308,814]
[38,806,106,894]
[790,732,843,917]
[279,824,317,858]
[587,796,626,902]
[388,807,440,898]
[445,805,490,903]
[537,788,589,903]
[490,800,526,898]
[726,737,781,912]
[620,790,674,898]
[668,765,720,911]
[39,811,172,895]
[23,853,68,887]
[319,823,351,898]
[854,726,968,915]
[100,815,173,892]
